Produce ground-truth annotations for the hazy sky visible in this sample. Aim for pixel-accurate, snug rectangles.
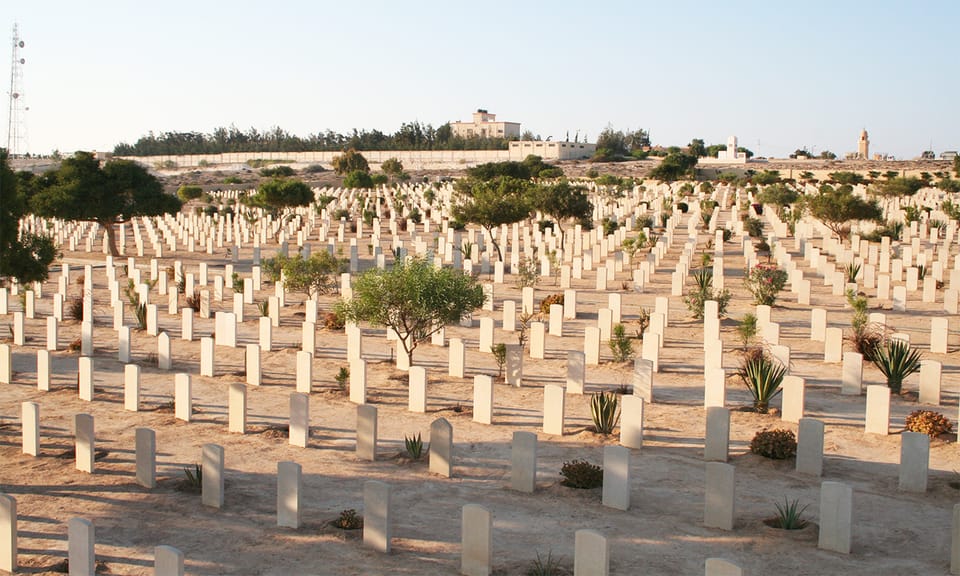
[3,0,957,159]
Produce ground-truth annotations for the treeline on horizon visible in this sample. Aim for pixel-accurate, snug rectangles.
[112,122,521,157]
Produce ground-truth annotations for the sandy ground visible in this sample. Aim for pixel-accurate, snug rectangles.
[2,205,960,575]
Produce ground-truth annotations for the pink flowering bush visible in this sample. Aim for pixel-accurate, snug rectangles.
[745,264,788,306]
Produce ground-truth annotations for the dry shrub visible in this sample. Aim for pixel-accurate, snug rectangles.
[750,428,797,459]
[904,410,953,438]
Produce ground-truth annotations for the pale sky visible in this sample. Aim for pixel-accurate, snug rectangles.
[3,0,957,159]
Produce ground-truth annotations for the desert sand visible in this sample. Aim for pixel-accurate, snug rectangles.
[2,188,959,576]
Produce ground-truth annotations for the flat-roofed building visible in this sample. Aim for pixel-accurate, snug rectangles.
[451,109,521,140]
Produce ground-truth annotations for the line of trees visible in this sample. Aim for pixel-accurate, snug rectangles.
[113,122,517,156]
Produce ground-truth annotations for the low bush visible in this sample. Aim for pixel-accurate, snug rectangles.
[750,429,797,459]
[323,310,345,331]
[333,509,363,530]
[904,410,953,438]
[608,323,634,362]
[539,293,564,315]
[560,460,603,489]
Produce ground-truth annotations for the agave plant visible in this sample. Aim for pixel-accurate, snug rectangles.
[404,433,424,460]
[844,261,861,283]
[737,350,786,413]
[772,497,809,530]
[872,339,922,394]
[590,391,621,435]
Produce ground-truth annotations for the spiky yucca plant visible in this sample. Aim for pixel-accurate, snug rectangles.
[737,350,787,413]
[872,339,922,394]
[590,391,621,435]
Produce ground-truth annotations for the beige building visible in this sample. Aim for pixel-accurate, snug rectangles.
[451,109,521,140]
[508,140,596,161]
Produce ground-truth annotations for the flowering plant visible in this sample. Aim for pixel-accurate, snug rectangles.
[745,264,788,306]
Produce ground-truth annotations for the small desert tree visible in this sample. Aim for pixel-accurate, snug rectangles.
[31,152,182,256]
[802,184,882,242]
[248,178,313,213]
[381,158,403,178]
[531,180,593,246]
[281,251,346,299]
[452,176,531,261]
[337,256,485,366]
[331,148,369,175]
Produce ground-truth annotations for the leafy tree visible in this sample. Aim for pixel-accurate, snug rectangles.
[381,158,403,177]
[938,178,960,193]
[343,170,374,189]
[452,176,532,261]
[756,184,798,216]
[819,150,837,160]
[248,178,313,211]
[829,171,864,186]
[688,138,707,157]
[331,148,369,175]
[337,256,485,366]
[955,154,960,177]
[873,176,923,197]
[803,184,882,241]
[177,185,203,201]
[280,251,346,299]
[0,150,58,284]
[31,151,181,257]
[648,152,698,182]
[752,170,781,185]
[531,181,593,245]
[466,160,531,181]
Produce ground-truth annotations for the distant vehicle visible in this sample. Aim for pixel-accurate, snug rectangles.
[920,150,936,160]
[942,151,958,160]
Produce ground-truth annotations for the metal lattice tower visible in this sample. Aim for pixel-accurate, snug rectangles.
[6,23,27,157]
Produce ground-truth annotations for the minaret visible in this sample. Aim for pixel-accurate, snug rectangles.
[858,129,870,160]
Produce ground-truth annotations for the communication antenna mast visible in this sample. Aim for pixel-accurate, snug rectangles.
[6,23,27,157]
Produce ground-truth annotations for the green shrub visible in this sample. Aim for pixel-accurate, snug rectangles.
[560,460,603,489]
[260,165,295,177]
[736,313,758,350]
[750,429,797,459]
[744,217,764,237]
[491,343,507,378]
[334,366,349,391]
[343,170,374,189]
[608,323,634,362]
[590,391,620,435]
[684,268,730,319]
[176,185,203,202]
[845,289,884,361]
